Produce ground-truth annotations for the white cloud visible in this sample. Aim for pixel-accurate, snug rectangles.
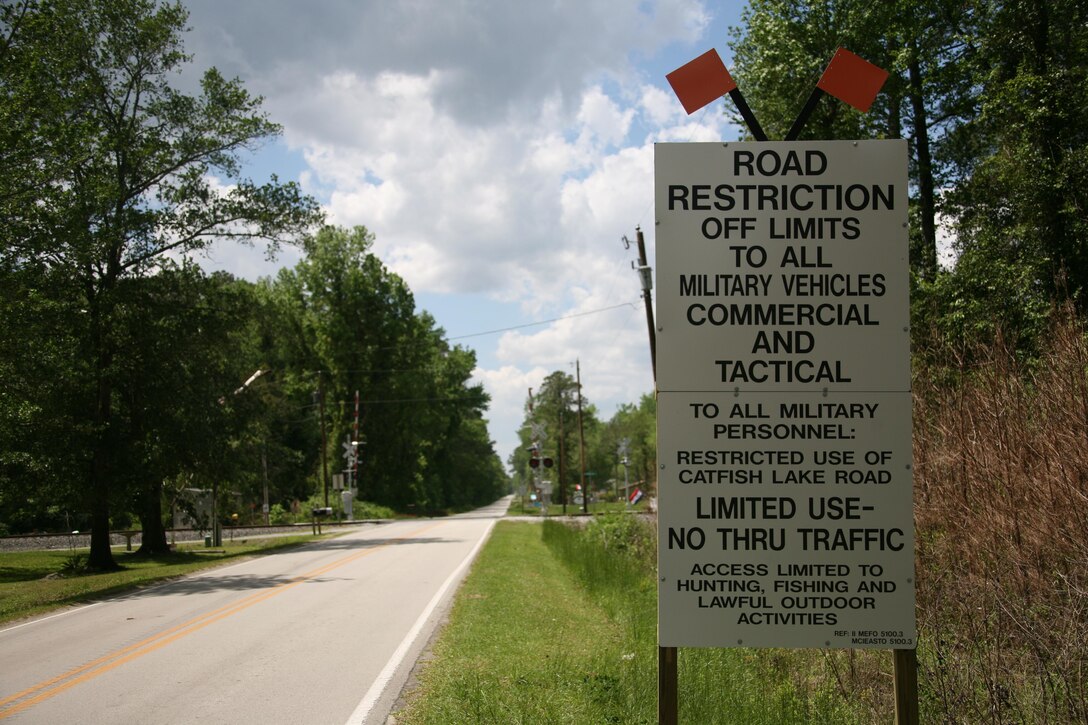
[577,86,635,148]
[178,0,734,467]
[640,84,682,127]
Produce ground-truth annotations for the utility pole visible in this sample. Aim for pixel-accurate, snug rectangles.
[219,368,265,545]
[576,359,587,514]
[318,371,329,508]
[624,226,657,381]
[619,438,631,505]
[552,382,563,514]
[261,445,270,526]
[354,389,360,497]
[558,406,566,516]
[525,388,533,510]
[624,225,672,722]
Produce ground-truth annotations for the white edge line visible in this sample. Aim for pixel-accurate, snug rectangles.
[0,531,349,636]
[0,551,262,637]
[344,516,500,725]
[0,601,104,635]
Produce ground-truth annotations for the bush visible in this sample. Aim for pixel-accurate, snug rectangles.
[269,503,291,525]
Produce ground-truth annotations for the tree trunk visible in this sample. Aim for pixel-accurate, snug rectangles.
[85,279,119,571]
[136,479,170,555]
[908,39,938,281]
[87,437,119,569]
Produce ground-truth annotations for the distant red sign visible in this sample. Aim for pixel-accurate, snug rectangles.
[817,47,889,113]
[666,49,737,115]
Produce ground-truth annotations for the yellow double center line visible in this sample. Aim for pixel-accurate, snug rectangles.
[0,522,443,720]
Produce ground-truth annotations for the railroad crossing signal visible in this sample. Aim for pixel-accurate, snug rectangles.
[341,437,356,467]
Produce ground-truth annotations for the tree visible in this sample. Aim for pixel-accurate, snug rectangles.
[728,0,977,284]
[0,0,322,568]
[600,394,657,499]
[516,372,584,509]
[943,0,1088,306]
[728,0,894,142]
[0,263,89,534]
[262,226,504,514]
[111,268,266,554]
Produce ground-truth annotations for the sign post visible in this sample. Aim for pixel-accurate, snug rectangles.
[654,139,916,707]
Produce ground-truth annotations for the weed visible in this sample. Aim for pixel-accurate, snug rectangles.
[59,553,88,575]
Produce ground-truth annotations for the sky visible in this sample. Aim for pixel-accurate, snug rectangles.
[179,0,749,470]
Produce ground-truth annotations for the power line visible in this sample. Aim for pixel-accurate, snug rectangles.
[447,301,638,341]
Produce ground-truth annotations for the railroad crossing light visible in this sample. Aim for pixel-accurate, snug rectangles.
[542,457,554,468]
[529,458,540,468]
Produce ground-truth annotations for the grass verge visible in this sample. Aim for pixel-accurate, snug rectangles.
[0,535,325,626]
[396,520,645,724]
[505,499,649,517]
[395,519,861,724]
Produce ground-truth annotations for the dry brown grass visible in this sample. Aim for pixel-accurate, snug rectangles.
[911,304,1088,722]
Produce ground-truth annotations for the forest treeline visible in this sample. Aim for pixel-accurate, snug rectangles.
[0,0,507,570]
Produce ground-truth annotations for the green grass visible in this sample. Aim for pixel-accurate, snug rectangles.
[396,518,863,724]
[396,521,651,724]
[0,535,325,625]
[506,498,648,517]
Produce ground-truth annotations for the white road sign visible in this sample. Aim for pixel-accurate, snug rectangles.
[657,391,914,649]
[655,141,910,393]
[655,140,915,650]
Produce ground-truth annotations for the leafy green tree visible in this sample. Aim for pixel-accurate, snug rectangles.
[0,0,321,568]
[263,226,504,514]
[111,268,267,553]
[600,394,657,499]
[0,264,89,534]
[514,372,583,509]
[943,0,1088,306]
[728,0,895,142]
[247,278,325,508]
[728,0,976,284]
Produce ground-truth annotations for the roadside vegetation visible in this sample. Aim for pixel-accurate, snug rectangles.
[909,307,1088,722]
[396,519,859,724]
[0,535,325,626]
[266,495,396,525]
[505,499,645,517]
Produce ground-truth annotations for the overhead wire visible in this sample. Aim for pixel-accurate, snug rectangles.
[447,301,638,341]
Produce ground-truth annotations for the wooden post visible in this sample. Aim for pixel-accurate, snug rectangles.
[576,359,588,514]
[659,645,678,725]
[634,227,657,382]
[634,225,676,725]
[318,371,329,508]
[893,648,919,724]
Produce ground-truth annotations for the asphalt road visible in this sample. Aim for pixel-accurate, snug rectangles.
[0,497,511,724]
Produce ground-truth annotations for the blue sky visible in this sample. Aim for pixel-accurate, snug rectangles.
[179,0,750,468]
